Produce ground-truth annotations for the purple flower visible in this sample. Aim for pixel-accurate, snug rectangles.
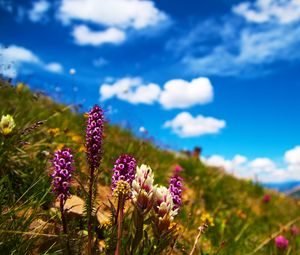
[51,148,74,201]
[169,174,183,210]
[275,235,289,250]
[86,105,104,169]
[291,225,299,236]
[111,154,136,195]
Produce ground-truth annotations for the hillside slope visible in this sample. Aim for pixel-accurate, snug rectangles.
[0,79,299,254]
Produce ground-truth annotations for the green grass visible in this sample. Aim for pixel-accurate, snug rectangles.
[0,79,299,254]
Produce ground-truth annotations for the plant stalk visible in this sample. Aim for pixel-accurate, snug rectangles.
[87,165,95,255]
[115,194,125,255]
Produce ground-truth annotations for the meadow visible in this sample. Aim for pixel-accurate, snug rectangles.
[0,79,299,255]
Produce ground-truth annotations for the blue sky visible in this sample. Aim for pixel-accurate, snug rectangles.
[1,0,300,183]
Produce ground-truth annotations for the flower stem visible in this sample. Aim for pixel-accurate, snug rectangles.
[115,195,125,255]
[87,165,95,255]
[60,197,71,255]
[131,208,144,253]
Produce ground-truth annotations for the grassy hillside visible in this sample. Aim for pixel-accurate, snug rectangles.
[0,79,299,255]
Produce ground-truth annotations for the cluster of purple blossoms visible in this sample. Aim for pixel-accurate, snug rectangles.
[111,154,137,194]
[275,235,289,250]
[169,174,183,210]
[51,148,74,201]
[86,105,104,169]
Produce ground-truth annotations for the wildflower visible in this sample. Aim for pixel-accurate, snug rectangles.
[85,105,104,169]
[291,225,299,236]
[70,133,82,143]
[153,186,178,232]
[0,114,16,135]
[275,235,289,250]
[200,212,215,226]
[132,164,155,211]
[174,164,183,174]
[153,186,178,220]
[111,154,136,255]
[16,82,28,93]
[263,194,271,203]
[111,154,137,197]
[55,143,65,151]
[79,145,86,153]
[113,180,131,197]
[48,128,60,137]
[101,219,112,229]
[86,105,105,254]
[51,148,74,201]
[169,173,183,210]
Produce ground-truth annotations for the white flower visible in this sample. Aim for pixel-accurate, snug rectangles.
[153,186,178,220]
[132,164,155,211]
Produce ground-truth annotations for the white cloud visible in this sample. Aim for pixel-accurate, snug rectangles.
[249,157,276,172]
[233,0,300,24]
[159,77,213,109]
[2,45,41,64]
[233,155,248,165]
[183,23,300,77]
[100,77,161,104]
[203,154,247,172]
[72,25,126,46]
[28,0,50,22]
[203,145,300,183]
[45,62,63,73]
[1,44,63,77]
[285,146,300,165]
[164,112,225,137]
[172,0,300,77]
[100,76,214,108]
[59,0,167,29]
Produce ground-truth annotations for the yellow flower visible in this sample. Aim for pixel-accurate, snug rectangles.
[200,212,215,226]
[70,133,82,143]
[113,180,131,197]
[101,219,112,229]
[0,114,16,135]
[47,128,60,137]
[55,143,65,151]
[16,82,28,93]
[79,145,86,153]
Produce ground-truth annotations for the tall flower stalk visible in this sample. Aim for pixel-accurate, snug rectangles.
[51,148,74,254]
[111,154,136,255]
[85,105,104,254]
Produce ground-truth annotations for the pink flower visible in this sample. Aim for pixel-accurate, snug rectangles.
[174,164,183,174]
[291,225,299,236]
[275,235,289,250]
[262,194,271,203]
